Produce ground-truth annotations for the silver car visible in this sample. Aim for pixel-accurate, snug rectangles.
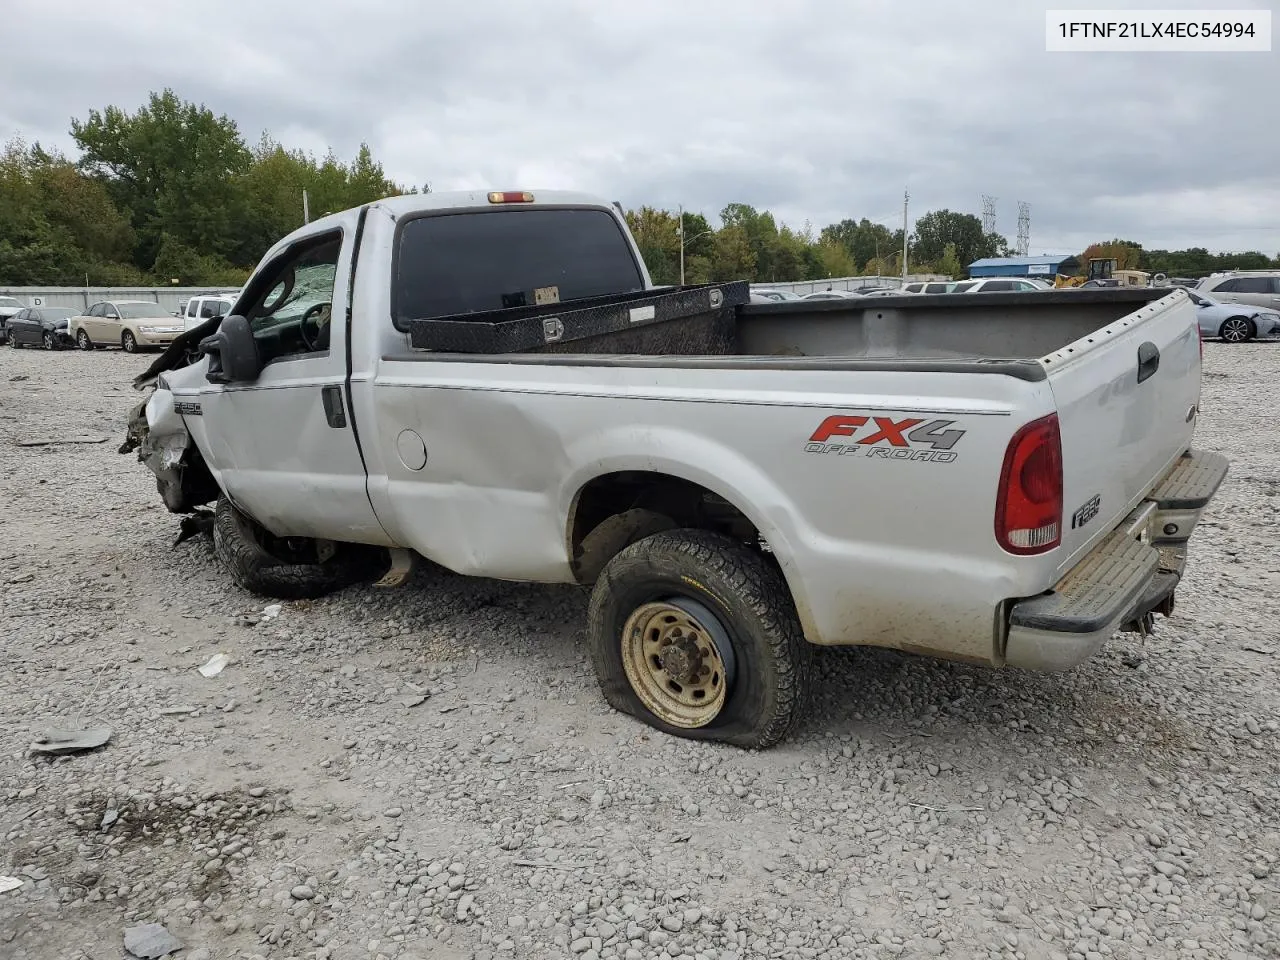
[1188,289,1280,343]
[1196,271,1280,310]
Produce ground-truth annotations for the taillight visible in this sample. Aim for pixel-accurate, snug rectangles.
[995,413,1063,555]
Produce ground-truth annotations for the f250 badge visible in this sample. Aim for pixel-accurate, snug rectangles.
[804,415,965,463]
[1071,494,1101,529]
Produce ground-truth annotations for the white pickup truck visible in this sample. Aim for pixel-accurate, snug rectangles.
[123,189,1227,749]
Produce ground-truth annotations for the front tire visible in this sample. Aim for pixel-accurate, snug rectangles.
[212,497,385,600]
[587,529,813,749]
[42,331,54,350]
[121,331,138,353]
[77,329,94,351]
[1219,317,1255,343]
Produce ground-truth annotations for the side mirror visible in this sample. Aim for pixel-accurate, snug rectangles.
[201,314,262,384]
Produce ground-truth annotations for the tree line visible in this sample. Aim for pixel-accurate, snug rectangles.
[1,90,1275,288]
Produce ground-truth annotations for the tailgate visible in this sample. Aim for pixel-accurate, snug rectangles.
[1046,291,1201,571]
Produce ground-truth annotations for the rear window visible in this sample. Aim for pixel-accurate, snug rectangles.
[392,208,645,328]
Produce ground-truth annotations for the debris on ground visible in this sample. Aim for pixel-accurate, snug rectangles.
[197,653,231,678]
[14,436,110,447]
[261,603,282,621]
[123,922,184,959]
[28,725,112,755]
[0,876,22,894]
[173,508,214,546]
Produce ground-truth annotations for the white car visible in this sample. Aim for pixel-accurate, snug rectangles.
[127,189,1225,749]
[954,278,1053,293]
[1188,289,1280,343]
[181,294,238,332]
[751,289,803,302]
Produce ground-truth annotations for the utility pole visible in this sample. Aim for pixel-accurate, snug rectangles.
[677,203,685,287]
[303,189,310,225]
[901,189,910,283]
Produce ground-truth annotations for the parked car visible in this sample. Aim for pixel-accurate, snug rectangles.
[1188,289,1280,342]
[0,295,26,343]
[800,290,860,300]
[956,278,1053,293]
[750,289,803,302]
[1195,271,1280,310]
[124,189,1225,750]
[6,306,75,349]
[902,281,957,294]
[181,294,238,332]
[69,300,187,353]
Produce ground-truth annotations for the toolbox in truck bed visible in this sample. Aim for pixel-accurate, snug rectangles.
[405,281,750,354]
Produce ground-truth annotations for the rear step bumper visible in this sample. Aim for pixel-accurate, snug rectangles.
[1003,449,1227,672]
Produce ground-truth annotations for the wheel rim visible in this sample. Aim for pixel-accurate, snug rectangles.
[78,331,90,349]
[123,334,135,351]
[43,333,52,349]
[620,598,735,728]
[1221,318,1250,342]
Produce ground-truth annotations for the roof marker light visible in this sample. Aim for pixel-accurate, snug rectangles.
[488,191,535,204]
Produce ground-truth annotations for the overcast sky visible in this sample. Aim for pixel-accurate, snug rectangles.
[2,0,1276,254]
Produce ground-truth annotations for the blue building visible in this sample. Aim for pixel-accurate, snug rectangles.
[967,254,1081,279]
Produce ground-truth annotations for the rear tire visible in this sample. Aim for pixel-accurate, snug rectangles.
[1219,317,1255,343]
[122,331,138,353]
[586,528,813,749]
[212,496,386,600]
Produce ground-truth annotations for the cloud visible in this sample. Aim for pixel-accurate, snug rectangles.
[1,0,1275,253]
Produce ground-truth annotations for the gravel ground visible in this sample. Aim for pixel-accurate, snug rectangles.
[0,342,1276,960]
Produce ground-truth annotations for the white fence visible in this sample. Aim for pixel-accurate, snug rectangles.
[750,274,948,296]
[0,286,241,315]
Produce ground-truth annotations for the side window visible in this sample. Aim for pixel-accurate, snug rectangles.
[1233,277,1272,294]
[213,300,231,317]
[104,304,120,319]
[199,299,219,318]
[244,232,342,362]
[985,280,1012,291]
[187,300,200,318]
[86,304,101,318]
[1211,279,1238,293]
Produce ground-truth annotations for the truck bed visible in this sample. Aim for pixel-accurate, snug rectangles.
[404,284,1182,369]
[738,287,1178,361]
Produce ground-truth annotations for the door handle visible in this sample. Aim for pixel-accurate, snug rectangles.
[321,385,347,428]
[1136,341,1160,384]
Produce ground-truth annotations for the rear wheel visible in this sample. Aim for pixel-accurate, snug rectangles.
[587,528,812,749]
[121,330,138,353]
[212,496,387,600]
[77,329,93,351]
[1219,317,1255,343]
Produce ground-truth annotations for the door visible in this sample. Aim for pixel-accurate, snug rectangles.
[192,215,386,543]
[184,299,202,331]
[81,303,105,343]
[100,303,123,345]
[10,309,34,344]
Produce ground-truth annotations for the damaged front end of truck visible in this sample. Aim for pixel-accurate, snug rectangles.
[118,317,222,516]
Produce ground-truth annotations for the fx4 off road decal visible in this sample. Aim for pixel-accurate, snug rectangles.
[804,415,965,463]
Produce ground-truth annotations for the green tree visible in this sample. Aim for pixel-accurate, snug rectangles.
[71,89,253,271]
[911,210,1006,271]
[937,242,963,279]
[710,225,756,280]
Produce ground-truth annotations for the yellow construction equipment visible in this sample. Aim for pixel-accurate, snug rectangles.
[1053,258,1150,288]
